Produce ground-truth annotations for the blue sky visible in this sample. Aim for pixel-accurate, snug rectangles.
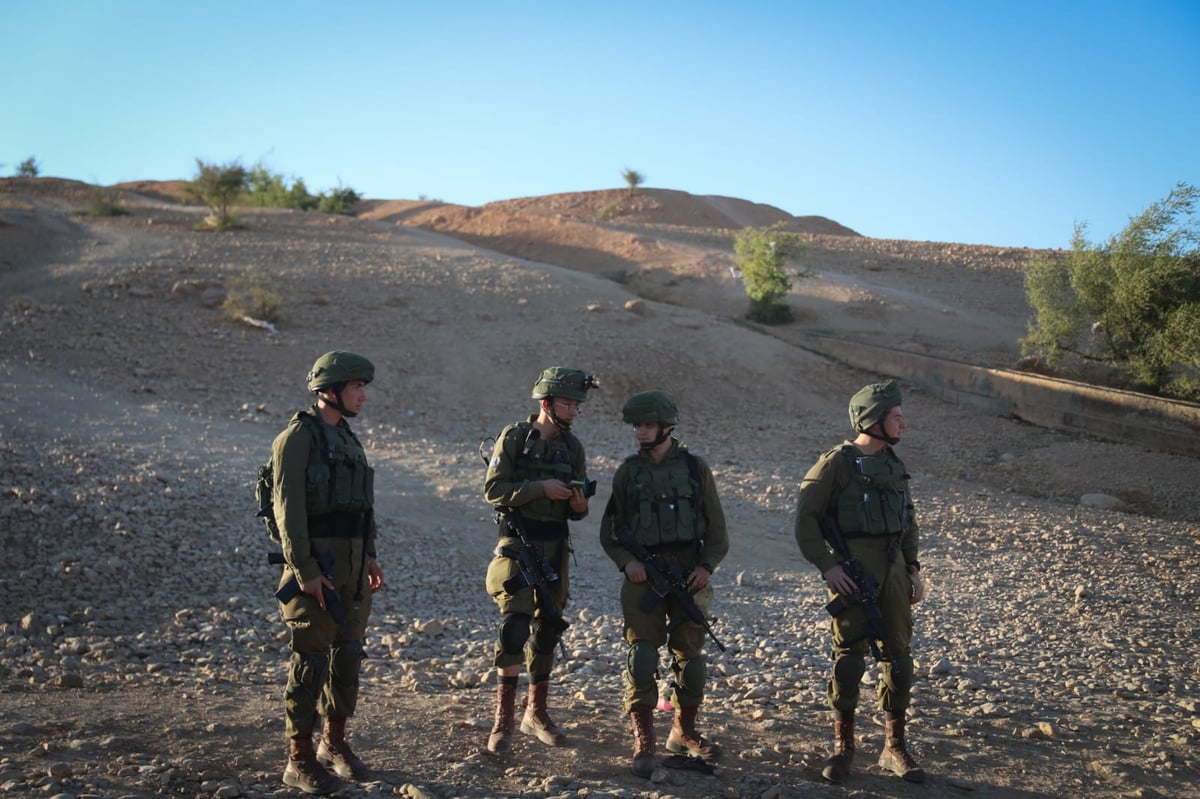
[4,1,1198,249]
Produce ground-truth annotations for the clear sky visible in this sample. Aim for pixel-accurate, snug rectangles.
[4,1,1198,249]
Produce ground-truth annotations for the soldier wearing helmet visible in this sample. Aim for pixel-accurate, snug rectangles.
[599,390,729,778]
[482,367,598,754]
[272,351,384,794]
[793,379,927,785]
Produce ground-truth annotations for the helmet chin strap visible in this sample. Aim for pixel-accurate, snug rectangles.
[319,387,357,418]
[640,424,673,450]
[544,399,571,432]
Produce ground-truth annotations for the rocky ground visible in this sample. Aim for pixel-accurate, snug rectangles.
[1,179,1198,799]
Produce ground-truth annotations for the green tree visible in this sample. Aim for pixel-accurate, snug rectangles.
[734,222,808,324]
[15,156,39,177]
[1022,182,1200,400]
[621,167,644,197]
[182,159,248,230]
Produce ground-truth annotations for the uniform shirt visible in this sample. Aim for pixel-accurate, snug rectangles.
[483,415,588,524]
[794,440,918,575]
[600,439,729,573]
[272,406,377,585]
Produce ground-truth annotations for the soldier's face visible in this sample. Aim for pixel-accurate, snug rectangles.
[881,406,905,440]
[634,421,664,446]
[551,398,581,423]
[340,380,368,415]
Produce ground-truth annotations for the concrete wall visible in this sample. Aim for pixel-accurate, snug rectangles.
[798,335,1200,459]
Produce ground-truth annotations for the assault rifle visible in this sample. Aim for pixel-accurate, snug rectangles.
[820,516,892,661]
[496,507,570,659]
[614,525,726,653]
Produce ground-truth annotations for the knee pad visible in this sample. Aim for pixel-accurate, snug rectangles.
[499,612,532,655]
[626,641,659,686]
[886,652,914,688]
[675,655,706,692]
[530,617,563,655]
[330,643,364,681]
[833,654,866,688]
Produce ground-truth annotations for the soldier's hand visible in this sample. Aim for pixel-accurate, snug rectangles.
[687,565,711,591]
[624,561,647,584]
[568,485,588,513]
[822,565,857,596]
[542,479,574,501]
[909,567,925,605]
[301,575,335,609]
[368,558,385,593]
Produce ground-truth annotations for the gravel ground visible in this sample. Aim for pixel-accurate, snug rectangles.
[1,180,1198,799]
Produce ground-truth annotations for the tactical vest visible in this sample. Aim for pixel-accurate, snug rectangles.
[296,409,374,517]
[506,421,580,522]
[830,445,909,536]
[624,448,702,547]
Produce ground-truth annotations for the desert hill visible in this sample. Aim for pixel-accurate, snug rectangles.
[1,176,1197,799]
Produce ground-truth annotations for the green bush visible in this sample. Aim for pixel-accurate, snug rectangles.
[734,222,808,325]
[317,186,361,215]
[596,199,621,221]
[182,159,248,230]
[1022,182,1200,400]
[83,188,130,217]
[222,267,282,324]
[245,163,319,210]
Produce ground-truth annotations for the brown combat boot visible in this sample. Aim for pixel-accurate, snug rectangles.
[878,714,926,783]
[317,715,370,781]
[283,733,342,795]
[487,679,518,753]
[520,680,566,746]
[630,704,657,778]
[665,705,721,760]
[821,715,856,783]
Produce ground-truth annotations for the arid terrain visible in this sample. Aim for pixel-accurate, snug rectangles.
[1,177,1197,799]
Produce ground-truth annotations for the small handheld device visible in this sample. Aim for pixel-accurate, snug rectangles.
[571,478,598,498]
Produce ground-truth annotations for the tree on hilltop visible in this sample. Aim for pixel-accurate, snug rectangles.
[15,156,39,177]
[621,168,644,197]
[1022,182,1200,400]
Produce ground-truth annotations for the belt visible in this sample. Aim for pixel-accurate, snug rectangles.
[308,511,366,538]
[839,530,901,540]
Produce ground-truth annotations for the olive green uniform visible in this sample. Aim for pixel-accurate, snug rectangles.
[274,406,377,739]
[794,441,917,715]
[484,416,588,678]
[600,439,729,713]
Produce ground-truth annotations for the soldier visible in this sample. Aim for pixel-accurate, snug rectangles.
[793,379,927,784]
[599,390,729,778]
[272,351,385,795]
[483,367,598,754]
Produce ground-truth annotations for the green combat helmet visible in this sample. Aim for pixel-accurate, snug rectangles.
[848,379,902,433]
[307,351,375,392]
[622,390,679,426]
[531,367,599,402]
